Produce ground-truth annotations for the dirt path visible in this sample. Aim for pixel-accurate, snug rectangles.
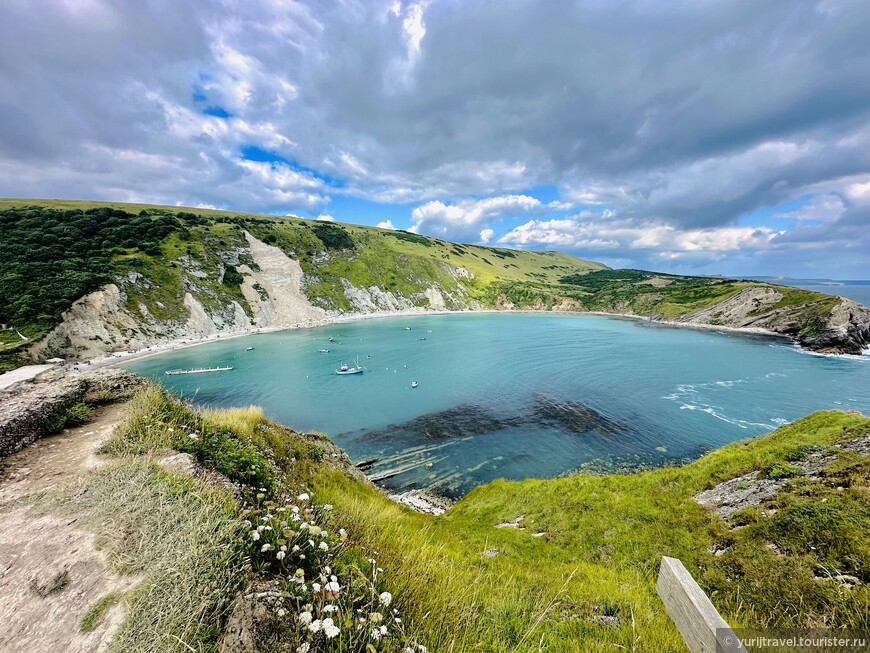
[0,402,133,653]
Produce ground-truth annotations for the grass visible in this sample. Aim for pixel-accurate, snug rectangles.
[27,460,243,653]
[14,382,869,651]
[80,593,122,633]
[303,410,870,651]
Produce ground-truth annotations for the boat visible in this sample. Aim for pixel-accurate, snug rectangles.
[318,348,330,353]
[403,327,412,331]
[335,357,365,375]
[327,336,335,342]
[411,381,418,388]
[165,366,233,375]
[245,346,255,351]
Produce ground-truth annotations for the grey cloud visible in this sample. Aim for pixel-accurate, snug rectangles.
[0,0,869,267]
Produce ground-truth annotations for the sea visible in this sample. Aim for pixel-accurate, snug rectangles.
[124,312,870,500]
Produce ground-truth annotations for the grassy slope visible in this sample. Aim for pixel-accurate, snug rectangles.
[304,410,870,651]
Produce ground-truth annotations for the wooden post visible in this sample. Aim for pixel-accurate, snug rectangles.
[657,556,741,653]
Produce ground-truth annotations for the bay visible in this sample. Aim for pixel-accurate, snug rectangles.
[124,313,870,499]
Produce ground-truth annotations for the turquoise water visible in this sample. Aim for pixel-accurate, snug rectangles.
[124,313,870,499]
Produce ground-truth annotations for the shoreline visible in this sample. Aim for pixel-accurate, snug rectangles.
[88,306,799,371]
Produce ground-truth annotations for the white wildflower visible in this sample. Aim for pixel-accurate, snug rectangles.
[292,545,300,552]
[299,611,313,626]
[370,612,383,623]
[380,625,388,635]
[322,617,339,638]
[339,528,347,540]
[261,543,272,552]
[308,619,322,633]
[296,644,310,653]
[371,628,382,641]
[325,580,340,593]
[323,504,333,511]
[312,582,321,593]
[319,541,329,551]
[323,604,338,613]
[298,492,310,501]
[276,551,285,560]
[250,531,260,541]
[379,591,392,607]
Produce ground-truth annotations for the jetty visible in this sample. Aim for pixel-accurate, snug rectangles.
[164,366,233,376]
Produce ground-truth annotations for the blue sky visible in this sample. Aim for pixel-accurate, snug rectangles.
[1,0,869,278]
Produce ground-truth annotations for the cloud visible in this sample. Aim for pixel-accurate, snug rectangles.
[0,1,869,274]
[500,213,783,265]
[479,228,494,244]
[376,219,396,230]
[316,213,335,222]
[772,194,845,223]
[410,194,541,240]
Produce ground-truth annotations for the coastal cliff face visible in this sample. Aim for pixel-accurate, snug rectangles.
[678,287,870,355]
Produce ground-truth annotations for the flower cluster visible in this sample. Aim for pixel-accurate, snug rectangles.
[241,491,426,652]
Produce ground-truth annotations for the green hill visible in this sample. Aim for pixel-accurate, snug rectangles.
[1,199,868,372]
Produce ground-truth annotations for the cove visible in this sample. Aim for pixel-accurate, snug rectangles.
[124,313,870,500]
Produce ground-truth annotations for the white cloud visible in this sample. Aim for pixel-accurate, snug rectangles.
[316,213,335,221]
[410,194,542,240]
[479,228,494,243]
[772,194,845,223]
[500,215,782,261]
[376,219,396,229]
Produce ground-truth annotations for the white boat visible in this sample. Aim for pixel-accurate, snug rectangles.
[327,336,335,342]
[411,381,418,388]
[245,346,255,351]
[318,348,330,353]
[336,357,365,375]
[403,327,412,331]
[165,366,233,375]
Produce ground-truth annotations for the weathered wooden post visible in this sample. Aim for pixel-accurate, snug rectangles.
[657,556,741,653]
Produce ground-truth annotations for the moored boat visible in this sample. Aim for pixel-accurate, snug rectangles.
[335,357,365,375]
[165,366,233,375]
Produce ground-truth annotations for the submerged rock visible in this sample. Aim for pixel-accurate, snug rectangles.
[531,394,625,435]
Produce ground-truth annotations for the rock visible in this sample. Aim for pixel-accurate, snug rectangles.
[796,298,870,355]
[590,615,620,626]
[157,453,197,477]
[0,369,144,459]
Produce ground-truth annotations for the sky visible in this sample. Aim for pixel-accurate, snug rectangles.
[1,1,869,278]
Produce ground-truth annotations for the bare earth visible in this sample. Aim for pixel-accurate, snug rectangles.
[0,403,134,653]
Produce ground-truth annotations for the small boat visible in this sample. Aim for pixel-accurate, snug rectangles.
[417,337,427,341]
[327,336,335,342]
[411,381,418,388]
[403,327,411,331]
[245,346,255,351]
[318,348,330,353]
[335,358,365,375]
[165,366,233,375]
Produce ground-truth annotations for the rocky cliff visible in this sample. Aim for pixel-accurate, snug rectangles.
[679,287,870,355]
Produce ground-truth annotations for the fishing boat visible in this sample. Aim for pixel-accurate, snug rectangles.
[335,357,365,375]
[245,346,255,351]
[318,348,330,353]
[165,366,233,375]
[327,336,335,342]
[411,381,418,388]
[403,326,412,331]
